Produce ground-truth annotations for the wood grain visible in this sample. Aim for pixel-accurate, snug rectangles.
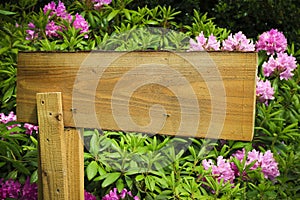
[36,92,68,200]
[64,128,84,200]
[36,93,84,200]
[18,51,257,141]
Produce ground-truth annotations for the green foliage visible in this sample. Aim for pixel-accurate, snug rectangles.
[0,123,38,183]
[0,0,299,199]
[184,10,230,40]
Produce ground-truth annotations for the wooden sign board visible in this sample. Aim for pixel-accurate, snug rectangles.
[17,51,257,141]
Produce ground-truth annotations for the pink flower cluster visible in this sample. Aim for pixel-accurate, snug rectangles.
[189,32,220,51]
[102,188,139,200]
[256,29,287,55]
[85,191,97,200]
[256,78,275,105]
[202,148,280,185]
[0,111,38,135]
[233,148,280,180]
[263,52,297,80]
[93,0,112,9]
[0,177,38,200]
[0,111,21,130]
[190,31,255,51]
[257,29,297,81]
[222,31,255,51]
[0,177,96,200]
[202,156,235,184]
[26,1,89,40]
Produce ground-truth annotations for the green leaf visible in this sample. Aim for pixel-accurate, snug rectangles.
[101,172,121,188]
[135,174,144,182]
[0,47,9,55]
[107,10,120,22]
[116,178,124,192]
[231,142,248,150]
[0,10,16,15]
[86,161,98,180]
[30,169,38,183]
[0,162,6,168]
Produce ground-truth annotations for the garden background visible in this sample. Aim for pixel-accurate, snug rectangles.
[0,0,299,199]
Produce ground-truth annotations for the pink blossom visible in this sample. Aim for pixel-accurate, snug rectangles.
[25,23,38,40]
[202,156,235,184]
[43,1,56,16]
[263,53,297,80]
[24,123,39,135]
[232,148,280,180]
[260,150,280,180]
[84,191,96,200]
[256,78,275,105]
[102,188,139,200]
[0,111,16,123]
[256,29,287,55]
[93,0,112,9]
[45,20,61,38]
[189,32,220,51]
[222,31,255,51]
[73,13,89,38]
[27,1,89,39]
[28,22,35,29]
[43,0,68,19]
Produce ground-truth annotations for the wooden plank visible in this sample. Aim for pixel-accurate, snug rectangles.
[18,51,257,141]
[64,128,84,200]
[36,92,68,200]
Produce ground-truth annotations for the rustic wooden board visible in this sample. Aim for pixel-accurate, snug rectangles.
[36,93,84,200]
[36,92,68,200]
[17,51,257,141]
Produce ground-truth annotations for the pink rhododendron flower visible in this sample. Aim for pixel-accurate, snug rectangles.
[263,52,297,80]
[84,191,97,200]
[189,32,220,51]
[24,123,39,135]
[26,23,38,40]
[202,156,235,184]
[93,0,112,9]
[73,13,90,38]
[222,31,255,51]
[27,1,89,40]
[45,20,61,38]
[0,112,38,135]
[44,0,69,19]
[102,188,139,200]
[256,29,287,55]
[43,1,56,16]
[256,78,274,105]
[233,148,280,180]
[0,111,16,123]
[0,178,37,200]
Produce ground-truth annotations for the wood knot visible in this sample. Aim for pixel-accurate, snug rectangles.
[56,113,63,121]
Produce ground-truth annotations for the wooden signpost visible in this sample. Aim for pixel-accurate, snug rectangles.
[17,51,257,199]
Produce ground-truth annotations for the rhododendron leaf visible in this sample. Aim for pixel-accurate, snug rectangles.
[86,161,98,180]
[102,172,121,187]
[107,10,120,22]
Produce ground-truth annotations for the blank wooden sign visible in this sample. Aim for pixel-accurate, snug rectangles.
[17,51,257,141]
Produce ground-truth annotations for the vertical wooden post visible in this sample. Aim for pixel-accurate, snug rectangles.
[36,92,84,200]
[64,128,85,199]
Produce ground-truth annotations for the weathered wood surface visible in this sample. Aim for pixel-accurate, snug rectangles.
[36,92,68,199]
[64,128,84,200]
[17,51,257,141]
[36,92,84,200]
